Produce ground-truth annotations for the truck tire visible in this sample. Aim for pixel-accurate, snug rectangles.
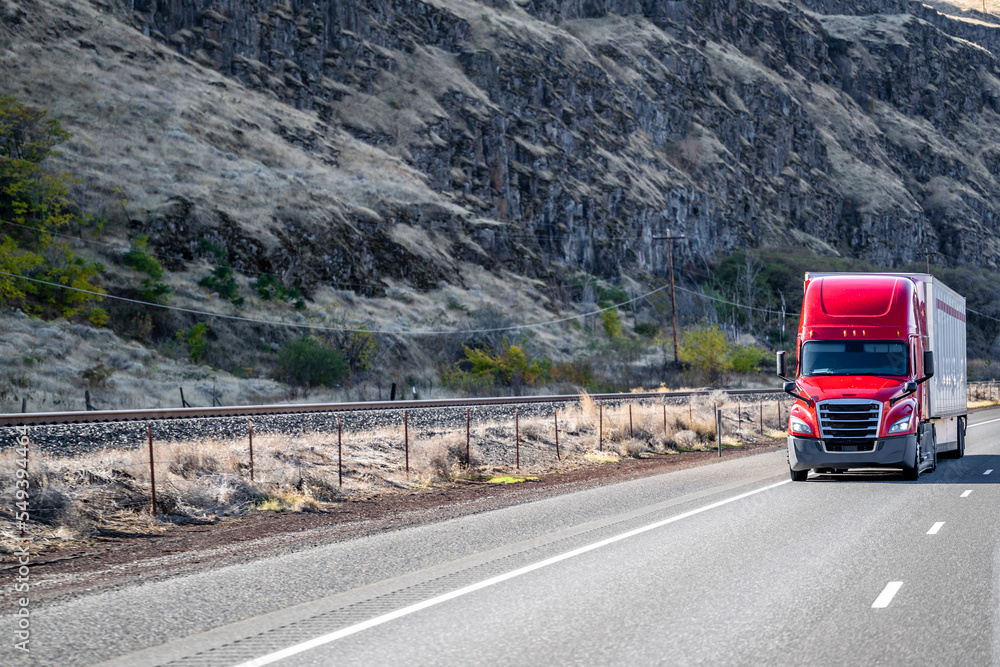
[902,440,920,481]
[790,467,809,482]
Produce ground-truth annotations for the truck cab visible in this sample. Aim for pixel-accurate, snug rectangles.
[779,273,967,481]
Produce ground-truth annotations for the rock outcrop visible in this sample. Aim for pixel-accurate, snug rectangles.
[9,0,1000,293]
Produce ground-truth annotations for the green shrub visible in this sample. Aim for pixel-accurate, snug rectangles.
[730,345,771,373]
[679,325,730,383]
[124,235,170,304]
[176,322,209,363]
[552,360,596,389]
[275,337,347,388]
[452,341,551,389]
[596,284,628,307]
[198,238,243,308]
[317,317,380,378]
[600,309,624,339]
[439,365,495,395]
[256,273,304,309]
[634,322,657,338]
[0,97,106,318]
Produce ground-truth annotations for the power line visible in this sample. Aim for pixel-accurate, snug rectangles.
[674,284,796,318]
[968,307,1000,323]
[0,269,672,336]
[0,218,668,298]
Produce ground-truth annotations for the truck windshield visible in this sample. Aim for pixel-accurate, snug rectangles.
[800,341,908,377]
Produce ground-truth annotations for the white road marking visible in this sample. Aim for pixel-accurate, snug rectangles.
[872,582,904,609]
[985,470,993,475]
[969,417,1000,429]
[961,490,972,498]
[927,522,944,535]
[233,479,793,667]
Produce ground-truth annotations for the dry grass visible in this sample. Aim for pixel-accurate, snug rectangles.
[0,393,788,551]
[0,311,288,412]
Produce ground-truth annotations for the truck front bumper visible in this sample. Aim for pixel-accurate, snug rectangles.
[788,434,917,472]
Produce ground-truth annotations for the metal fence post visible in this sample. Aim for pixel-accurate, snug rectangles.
[147,424,157,516]
[404,411,409,474]
[248,420,254,482]
[629,404,634,439]
[599,404,603,452]
[338,417,343,487]
[716,409,722,457]
[515,408,520,470]
[466,408,471,465]
[554,409,560,461]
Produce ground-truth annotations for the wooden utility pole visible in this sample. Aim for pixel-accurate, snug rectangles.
[653,234,686,368]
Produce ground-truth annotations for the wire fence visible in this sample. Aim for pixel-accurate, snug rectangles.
[0,394,792,521]
[2,385,995,533]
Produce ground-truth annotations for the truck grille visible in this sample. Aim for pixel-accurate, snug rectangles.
[818,400,881,451]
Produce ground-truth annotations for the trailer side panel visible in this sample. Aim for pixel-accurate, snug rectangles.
[927,278,967,419]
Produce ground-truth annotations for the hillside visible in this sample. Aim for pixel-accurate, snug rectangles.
[2,0,1000,407]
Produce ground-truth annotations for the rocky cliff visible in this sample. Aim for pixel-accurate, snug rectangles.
[123,0,1000,277]
[4,0,1000,300]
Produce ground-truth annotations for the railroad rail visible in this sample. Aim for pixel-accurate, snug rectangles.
[0,387,786,427]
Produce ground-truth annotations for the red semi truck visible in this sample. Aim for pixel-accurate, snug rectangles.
[778,273,967,481]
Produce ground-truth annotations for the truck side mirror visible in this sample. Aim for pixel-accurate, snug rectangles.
[891,380,921,407]
[776,350,786,378]
[783,381,797,393]
[923,350,934,379]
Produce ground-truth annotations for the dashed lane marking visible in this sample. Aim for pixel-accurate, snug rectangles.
[961,490,972,498]
[872,582,903,609]
[927,522,944,535]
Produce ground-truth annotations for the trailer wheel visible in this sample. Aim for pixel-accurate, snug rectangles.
[790,467,809,482]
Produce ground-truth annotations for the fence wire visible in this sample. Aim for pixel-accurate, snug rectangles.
[1,387,993,530]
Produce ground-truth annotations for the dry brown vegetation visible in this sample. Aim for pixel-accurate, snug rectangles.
[0,394,793,553]
[0,310,288,412]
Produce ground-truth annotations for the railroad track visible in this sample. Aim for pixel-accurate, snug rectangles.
[0,387,787,427]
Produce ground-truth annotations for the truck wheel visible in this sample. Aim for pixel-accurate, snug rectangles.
[902,441,920,481]
[790,467,809,482]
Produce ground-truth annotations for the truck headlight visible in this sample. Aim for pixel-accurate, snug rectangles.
[888,416,911,434]
[790,416,813,435]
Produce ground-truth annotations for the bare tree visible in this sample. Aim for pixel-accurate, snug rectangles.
[734,251,763,338]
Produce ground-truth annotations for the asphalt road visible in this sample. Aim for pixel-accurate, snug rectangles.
[4,410,1000,666]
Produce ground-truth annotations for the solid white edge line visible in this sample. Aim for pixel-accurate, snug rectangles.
[985,470,994,475]
[961,490,972,498]
[927,522,945,535]
[232,479,793,667]
[872,582,904,608]
[968,417,1000,429]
